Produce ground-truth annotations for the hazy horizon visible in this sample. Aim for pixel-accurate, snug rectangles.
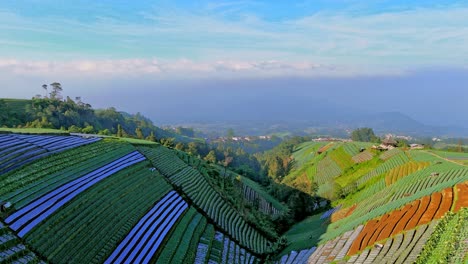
[2,1,468,131]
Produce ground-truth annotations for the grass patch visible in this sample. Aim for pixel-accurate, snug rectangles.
[0,127,69,135]
[281,213,329,255]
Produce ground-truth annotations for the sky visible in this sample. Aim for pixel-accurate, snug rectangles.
[1,1,468,128]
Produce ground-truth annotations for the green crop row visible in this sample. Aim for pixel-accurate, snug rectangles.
[416,208,468,264]
[139,146,272,254]
[0,140,134,208]
[25,162,171,264]
[315,156,342,185]
[155,207,198,263]
[330,147,355,170]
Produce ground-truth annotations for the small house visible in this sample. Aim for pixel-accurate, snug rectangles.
[410,144,424,149]
[382,138,398,147]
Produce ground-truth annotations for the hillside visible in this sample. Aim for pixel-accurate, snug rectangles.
[0,132,467,263]
[0,97,194,143]
[275,140,468,263]
[0,132,288,263]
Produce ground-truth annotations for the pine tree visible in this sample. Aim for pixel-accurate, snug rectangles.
[135,127,144,139]
[147,131,156,142]
[117,124,123,137]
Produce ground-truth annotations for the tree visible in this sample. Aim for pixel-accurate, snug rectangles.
[82,125,95,134]
[187,142,198,155]
[117,124,124,137]
[351,128,379,142]
[175,142,185,150]
[42,84,48,98]
[147,131,156,142]
[98,129,111,135]
[135,127,144,139]
[204,150,217,163]
[49,82,63,100]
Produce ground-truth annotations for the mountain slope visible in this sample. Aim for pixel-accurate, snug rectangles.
[0,132,278,263]
[276,140,468,263]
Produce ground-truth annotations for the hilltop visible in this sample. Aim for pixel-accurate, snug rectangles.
[0,97,194,143]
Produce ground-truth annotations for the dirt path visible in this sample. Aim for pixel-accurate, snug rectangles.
[422,150,467,167]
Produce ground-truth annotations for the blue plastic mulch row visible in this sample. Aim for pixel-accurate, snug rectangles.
[320,205,342,220]
[0,134,101,174]
[105,190,188,264]
[5,151,146,237]
[278,247,317,264]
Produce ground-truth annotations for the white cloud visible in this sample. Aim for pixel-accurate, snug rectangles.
[0,58,360,79]
[0,4,467,77]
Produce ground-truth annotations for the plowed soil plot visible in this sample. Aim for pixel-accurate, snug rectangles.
[331,205,357,223]
[406,196,430,230]
[348,220,379,255]
[435,188,453,218]
[418,192,442,225]
[347,185,463,256]
[454,182,468,212]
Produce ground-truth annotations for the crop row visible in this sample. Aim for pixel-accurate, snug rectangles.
[6,151,145,237]
[416,208,468,264]
[25,162,171,263]
[277,246,316,264]
[307,225,364,264]
[343,142,373,156]
[390,167,468,202]
[177,150,285,216]
[348,185,462,255]
[408,150,443,162]
[347,222,437,264]
[329,147,354,170]
[221,236,257,264]
[194,224,216,264]
[105,191,188,264]
[139,146,272,254]
[351,151,374,163]
[330,205,356,223]
[379,148,403,161]
[139,146,187,175]
[353,152,409,187]
[0,134,100,174]
[177,150,283,216]
[0,141,135,209]
[342,143,360,156]
[384,161,430,186]
[170,167,270,253]
[328,172,463,243]
[0,222,41,263]
[153,207,206,263]
[198,228,258,264]
[316,143,334,154]
[315,156,342,185]
[243,184,281,216]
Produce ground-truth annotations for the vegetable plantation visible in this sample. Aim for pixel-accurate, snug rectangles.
[0,134,467,264]
[139,146,273,254]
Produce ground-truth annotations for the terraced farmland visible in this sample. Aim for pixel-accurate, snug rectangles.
[0,133,100,174]
[176,150,286,216]
[351,150,374,163]
[139,146,273,254]
[0,221,43,263]
[279,140,468,263]
[0,133,270,263]
[0,134,467,263]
